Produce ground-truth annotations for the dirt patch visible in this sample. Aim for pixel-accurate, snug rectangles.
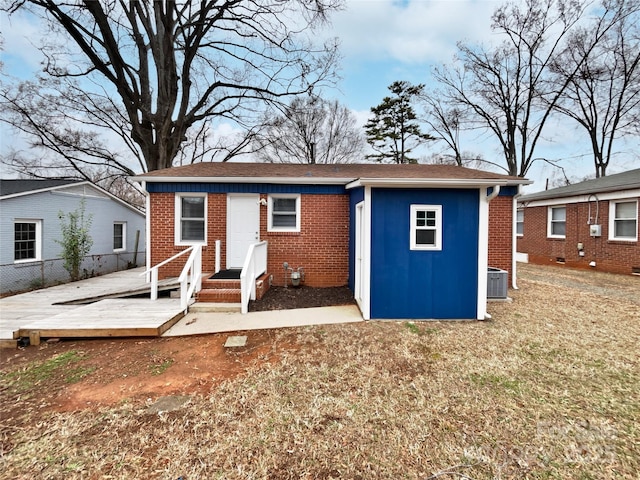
[249,285,355,311]
[0,329,296,416]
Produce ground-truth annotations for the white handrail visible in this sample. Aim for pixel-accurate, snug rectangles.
[143,244,203,311]
[240,241,268,314]
[178,244,203,311]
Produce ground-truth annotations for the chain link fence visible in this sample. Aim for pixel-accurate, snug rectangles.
[0,252,144,295]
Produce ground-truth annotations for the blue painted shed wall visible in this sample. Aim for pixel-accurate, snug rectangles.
[370,188,479,319]
[348,187,365,292]
[146,182,346,195]
[489,185,518,196]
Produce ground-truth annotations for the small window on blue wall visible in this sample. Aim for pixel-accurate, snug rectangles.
[410,205,442,250]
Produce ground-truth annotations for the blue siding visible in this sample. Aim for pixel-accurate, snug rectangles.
[146,182,346,195]
[489,185,518,196]
[370,188,479,319]
[348,187,365,291]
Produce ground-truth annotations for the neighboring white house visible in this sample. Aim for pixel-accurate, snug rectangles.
[0,179,146,295]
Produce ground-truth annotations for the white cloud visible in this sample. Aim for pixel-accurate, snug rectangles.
[1,10,48,76]
[331,0,501,65]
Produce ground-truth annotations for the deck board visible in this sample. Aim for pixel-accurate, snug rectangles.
[16,299,185,338]
[1,268,185,343]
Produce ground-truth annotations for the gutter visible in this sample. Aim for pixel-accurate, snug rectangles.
[134,175,355,185]
[346,178,512,190]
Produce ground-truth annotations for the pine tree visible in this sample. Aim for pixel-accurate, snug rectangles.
[364,81,434,164]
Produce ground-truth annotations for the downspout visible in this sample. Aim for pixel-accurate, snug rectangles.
[142,181,151,283]
[487,185,501,202]
[479,185,501,320]
[512,185,522,290]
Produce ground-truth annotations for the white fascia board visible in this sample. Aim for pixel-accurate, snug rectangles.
[345,178,514,190]
[135,176,355,185]
[521,188,640,207]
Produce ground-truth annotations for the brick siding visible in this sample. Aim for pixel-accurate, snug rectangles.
[488,195,514,284]
[149,192,349,287]
[516,198,640,275]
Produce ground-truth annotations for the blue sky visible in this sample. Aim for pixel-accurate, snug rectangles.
[2,0,639,191]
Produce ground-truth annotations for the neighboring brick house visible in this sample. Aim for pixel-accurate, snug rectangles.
[136,163,529,320]
[517,168,640,275]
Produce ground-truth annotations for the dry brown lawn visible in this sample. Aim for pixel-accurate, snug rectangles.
[1,263,639,479]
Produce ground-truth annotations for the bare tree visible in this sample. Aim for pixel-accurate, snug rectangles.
[421,92,472,166]
[433,0,623,177]
[254,96,365,164]
[552,0,640,177]
[1,0,342,176]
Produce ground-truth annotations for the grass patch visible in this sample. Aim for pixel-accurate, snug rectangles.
[1,350,87,392]
[65,365,97,384]
[149,358,174,376]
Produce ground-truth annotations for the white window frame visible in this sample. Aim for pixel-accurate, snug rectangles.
[174,193,207,245]
[14,219,42,263]
[267,194,301,233]
[113,221,127,252]
[410,204,442,251]
[516,209,524,237]
[547,206,566,239]
[609,200,638,241]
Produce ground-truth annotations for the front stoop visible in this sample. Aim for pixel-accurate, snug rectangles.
[195,272,271,306]
[190,302,242,313]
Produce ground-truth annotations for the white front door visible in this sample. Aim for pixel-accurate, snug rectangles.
[227,194,260,269]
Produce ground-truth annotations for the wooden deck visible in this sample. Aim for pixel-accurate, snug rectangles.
[0,268,185,348]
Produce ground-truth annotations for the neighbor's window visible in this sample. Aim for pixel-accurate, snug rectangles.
[516,209,524,236]
[175,194,206,244]
[410,205,442,251]
[609,200,637,241]
[548,206,566,238]
[268,194,300,232]
[14,219,42,262]
[113,222,126,251]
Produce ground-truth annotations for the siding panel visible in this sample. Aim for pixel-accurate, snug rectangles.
[370,188,479,319]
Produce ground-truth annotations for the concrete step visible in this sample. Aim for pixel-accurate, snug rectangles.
[189,302,242,313]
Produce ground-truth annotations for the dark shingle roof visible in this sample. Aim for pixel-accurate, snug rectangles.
[0,179,81,197]
[520,168,640,202]
[136,162,528,184]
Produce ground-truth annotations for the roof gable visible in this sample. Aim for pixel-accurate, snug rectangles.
[1,179,144,216]
[520,168,640,202]
[0,179,81,197]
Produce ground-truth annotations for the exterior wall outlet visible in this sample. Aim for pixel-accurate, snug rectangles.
[579,251,585,257]
[589,224,601,237]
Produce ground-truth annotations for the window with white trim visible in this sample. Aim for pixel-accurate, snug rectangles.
[14,219,42,262]
[113,222,126,251]
[609,200,637,241]
[268,194,300,232]
[410,205,442,250]
[548,206,566,238]
[516,209,524,236]
[175,194,206,244]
